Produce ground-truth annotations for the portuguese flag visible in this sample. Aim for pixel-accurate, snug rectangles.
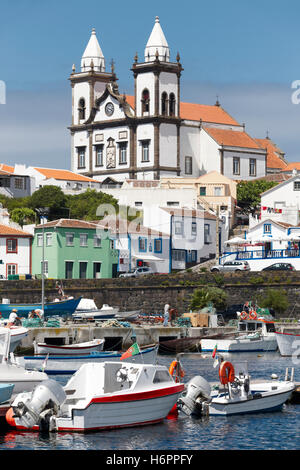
[212,344,218,359]
[120,343,140,360]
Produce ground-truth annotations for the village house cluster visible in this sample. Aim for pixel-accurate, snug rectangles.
[0,17,299,279]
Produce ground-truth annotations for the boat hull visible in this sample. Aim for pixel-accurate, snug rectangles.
[20,346,158,375]
[201,336,278,353]
[0,364,48,394]
[275,331,300,357]
[34,339,105,356]
[0,383,14,404]
[209,387,294,416]
[55,387,183,432]
[0,297,82,319]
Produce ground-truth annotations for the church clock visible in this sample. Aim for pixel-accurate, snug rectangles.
[105,102,114,116]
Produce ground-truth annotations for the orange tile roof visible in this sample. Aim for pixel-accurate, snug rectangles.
[125,95,240,125]
[204,127,262,150]
[282,162,300,171]
[35,219,100,229]
[0,224,32,237]
[161,207,217,221]
[97,216,170,237]
[180,103,240,125]
[0,164,14,173]
[34,168,98,183]
[255,138,287,170]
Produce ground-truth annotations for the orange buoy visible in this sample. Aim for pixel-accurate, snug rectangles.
[249,310,257,320]
[240,311,248,320]
[169,360,185,383]
[219,361,235,385]
[5,408,16,428]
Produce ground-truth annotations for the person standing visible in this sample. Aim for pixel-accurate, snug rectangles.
[8,309,20,326]
[163,303,170,327]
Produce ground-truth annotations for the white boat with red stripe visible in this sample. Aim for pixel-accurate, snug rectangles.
[6,361,184,432]
[33,338,105,356]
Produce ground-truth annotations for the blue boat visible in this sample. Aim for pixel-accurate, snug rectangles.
[19,346,158,375]
[0,297,82,319]
[0,383,14,404]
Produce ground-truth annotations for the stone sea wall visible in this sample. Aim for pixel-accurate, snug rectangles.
[1,271,300,317]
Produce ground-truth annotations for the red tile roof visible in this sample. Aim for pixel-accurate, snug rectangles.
[34,168,98,183]
[255,138,287,170]
[282,162,300,171]
[35,219,99,229]
[125,95,240,125]
[161,207,217,220]
[204,127,262,150]
[0,224,32,237]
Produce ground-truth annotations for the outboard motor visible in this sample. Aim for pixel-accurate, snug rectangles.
[177,375,211,417]
[10,379,66,431]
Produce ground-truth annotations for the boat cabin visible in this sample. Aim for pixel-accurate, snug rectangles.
[238,319,276,335]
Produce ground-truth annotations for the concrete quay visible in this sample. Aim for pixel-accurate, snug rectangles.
[17,325,237,353]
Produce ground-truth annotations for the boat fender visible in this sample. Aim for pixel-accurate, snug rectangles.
[169,360,185,383]
[249,310,257,320]
[219,361,235,385]
[240,311,248,320]
[244,377,250,394]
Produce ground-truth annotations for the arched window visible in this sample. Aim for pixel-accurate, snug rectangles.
[141,89,150,114]
[169,93,176,116]
[78,98,86,120]
[161,92,168,115]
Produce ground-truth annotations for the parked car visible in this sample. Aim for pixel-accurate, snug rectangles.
[119,267,154,278]
[210,261,250,272]
[262,263,296,271]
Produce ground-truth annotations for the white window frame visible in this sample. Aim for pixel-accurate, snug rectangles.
[80,233,88,247]
[66,232,74,246]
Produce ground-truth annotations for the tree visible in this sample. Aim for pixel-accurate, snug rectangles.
[29,186,68,220]
[11,208,36,227]
[65,189,119,220]
[258,288,289,315]
[237,180,278,215]
[189,287,228,311]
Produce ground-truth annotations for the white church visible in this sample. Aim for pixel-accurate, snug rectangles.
[69,17,268,183]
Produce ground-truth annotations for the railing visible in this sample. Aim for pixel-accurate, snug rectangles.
[233,249,300,260]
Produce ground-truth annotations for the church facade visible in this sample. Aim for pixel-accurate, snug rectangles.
[69,17,267,182]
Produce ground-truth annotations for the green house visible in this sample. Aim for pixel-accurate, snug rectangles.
[32,219,119,279]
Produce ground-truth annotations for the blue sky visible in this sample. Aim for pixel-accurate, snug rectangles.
[0,0,300,168]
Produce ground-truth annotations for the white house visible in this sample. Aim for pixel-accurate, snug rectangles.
[13,164,102,193]
[69,18,267,182]
[143,206,217,269]
[250,174,300,228]
[0,164,33,198]
[222,218,300,271]
[98,216,170,274]
[0,224,33,278]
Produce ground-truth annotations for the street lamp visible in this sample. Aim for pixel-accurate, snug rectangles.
[35,207,50,313]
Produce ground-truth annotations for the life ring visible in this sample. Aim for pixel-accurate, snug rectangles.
[169,360,185,383]
[249,310,257,320]
[240,311,248,320]
[219,361,235,385]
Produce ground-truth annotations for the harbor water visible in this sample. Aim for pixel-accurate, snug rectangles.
[0,352,299,451]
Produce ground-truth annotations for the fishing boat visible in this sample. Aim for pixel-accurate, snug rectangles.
[6,360,184,432]
[18,346,158,375]
[178,360,295,417]
[72,301,119,321]
[33,338,105,356]
[201,312,278,353]
[0,328,48,394]
[0,325,29,353]
[275,329,300,356]
[0,383,14,404]
[0,297,82,319]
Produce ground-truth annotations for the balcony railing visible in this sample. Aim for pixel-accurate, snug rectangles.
[233,249,300,260]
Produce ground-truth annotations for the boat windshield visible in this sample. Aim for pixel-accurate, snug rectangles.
[266,323,276,333]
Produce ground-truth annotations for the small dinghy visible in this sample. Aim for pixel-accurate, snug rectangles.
[178,360,295,417]
[6,361,184,432]
[275,329,300,357]
[19,346,158,375]
[72,300,119,321]
[33,338,105,356]
[0,328,48,394]
[0,383,14,404]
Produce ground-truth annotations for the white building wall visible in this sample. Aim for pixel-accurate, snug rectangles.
[0,237,31,278]
[160,124,177,167]
[136,123,154,168]
[136,72,156,117]
[198,129,221,175]
[73,82,90,125]
[223,149,266,180]
[159,72,178,116]
[180,125,200,177]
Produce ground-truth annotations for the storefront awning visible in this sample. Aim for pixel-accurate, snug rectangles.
[132,254,164,262]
